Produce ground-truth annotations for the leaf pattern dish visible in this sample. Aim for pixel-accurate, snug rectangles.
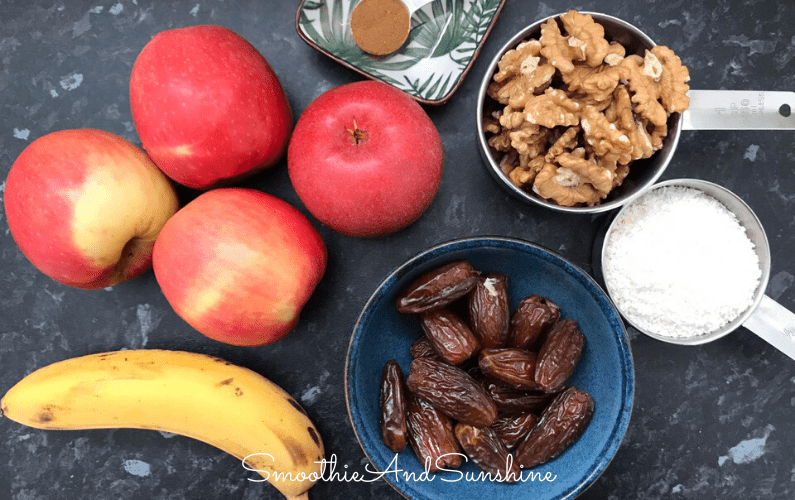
[295,0,506,105]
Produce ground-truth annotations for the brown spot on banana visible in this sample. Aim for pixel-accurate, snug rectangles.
[216,377,234,386]
[286,397,307,416]
[35,404,57,424]
[308,427,320,446]
[283,435,310,466]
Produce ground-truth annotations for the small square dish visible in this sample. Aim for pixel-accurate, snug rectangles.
[295,0,507,105]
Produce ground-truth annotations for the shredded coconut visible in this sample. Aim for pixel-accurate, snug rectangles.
[603,186,762,338]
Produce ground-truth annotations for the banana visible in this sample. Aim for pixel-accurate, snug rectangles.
[0,349,324,500]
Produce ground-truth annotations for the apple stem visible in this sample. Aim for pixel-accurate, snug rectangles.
[346,119,368,146]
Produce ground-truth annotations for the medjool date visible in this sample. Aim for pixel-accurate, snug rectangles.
[468,273,510,348]
[454,423,520,482]
[491,412,539,449]
[514,386,594,468]
[483,380,557,415]
[388,261,596,480]
[509,295,560,350]
[380,360,408,452]
[406,357,498,427]
[419,308,480,366]
[396,260,480,313]
[535,319,585,393]
[406,393,463,472]
[409,337,438,359]
[478,348,541,390]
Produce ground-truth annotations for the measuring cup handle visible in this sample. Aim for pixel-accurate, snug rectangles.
[681,90,795,130]
[743,294,795,361]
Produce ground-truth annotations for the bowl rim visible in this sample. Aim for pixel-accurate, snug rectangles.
[344,235,635,500]
[294,0,509,106]
[475,11,684,214]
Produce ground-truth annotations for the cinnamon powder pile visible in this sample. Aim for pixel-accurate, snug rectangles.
[351,0,411,56]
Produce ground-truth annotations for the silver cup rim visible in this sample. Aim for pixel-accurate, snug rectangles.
[476,11,684,214]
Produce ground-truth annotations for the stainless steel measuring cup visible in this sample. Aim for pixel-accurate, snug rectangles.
[476,12,795,214]
[597,178,795,361]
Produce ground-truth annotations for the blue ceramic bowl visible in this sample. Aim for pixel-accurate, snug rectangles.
[345,236,634,500]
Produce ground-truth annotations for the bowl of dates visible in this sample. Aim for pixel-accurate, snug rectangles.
[345,236,634,500]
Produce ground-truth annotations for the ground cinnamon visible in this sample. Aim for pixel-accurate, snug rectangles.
[350,0,411,56]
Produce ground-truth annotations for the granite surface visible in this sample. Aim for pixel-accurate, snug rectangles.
[1,1,794,499]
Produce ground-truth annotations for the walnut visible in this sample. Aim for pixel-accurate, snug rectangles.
[619,54,669,127]
[532,162,602,206]
[604,42,626,66]
[619,47,690,126]
[539,19,577,73]
[499,106,527,130]
[496,62,557,108]
[556,151,614,196]
[486,81,505,102]
[650,120,668,149]
[492,39,557,107]
[524,88,581,128]
[545,126,580,162]
[650,45,690,113]
[643,50,664,80]
[569,92,614,112]
[613,163,630,188]
[595,153,630,188]
[508,155,546,188]
[562,65,594,92]
[508,122,548,157]
[563,63,624,103]
[580,106,633,165]
[610,85,657,161]
[483,115,501,135]
[481,10,691,207]
[493,40,543,82]
[499,149,519,175]
[487,129,512,152]
[559,10,611,67]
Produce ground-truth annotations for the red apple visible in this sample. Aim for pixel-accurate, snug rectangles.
[3,129,179,289]
[152,188,327,346]
[287,80,444,238]
[129,25,292,190]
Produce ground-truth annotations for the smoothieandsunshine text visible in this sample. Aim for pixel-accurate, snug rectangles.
[242,453,557,484]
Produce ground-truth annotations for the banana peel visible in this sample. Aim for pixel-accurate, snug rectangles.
[0,349,324,500]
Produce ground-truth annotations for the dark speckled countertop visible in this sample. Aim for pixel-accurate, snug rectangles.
[1,1,794,499]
